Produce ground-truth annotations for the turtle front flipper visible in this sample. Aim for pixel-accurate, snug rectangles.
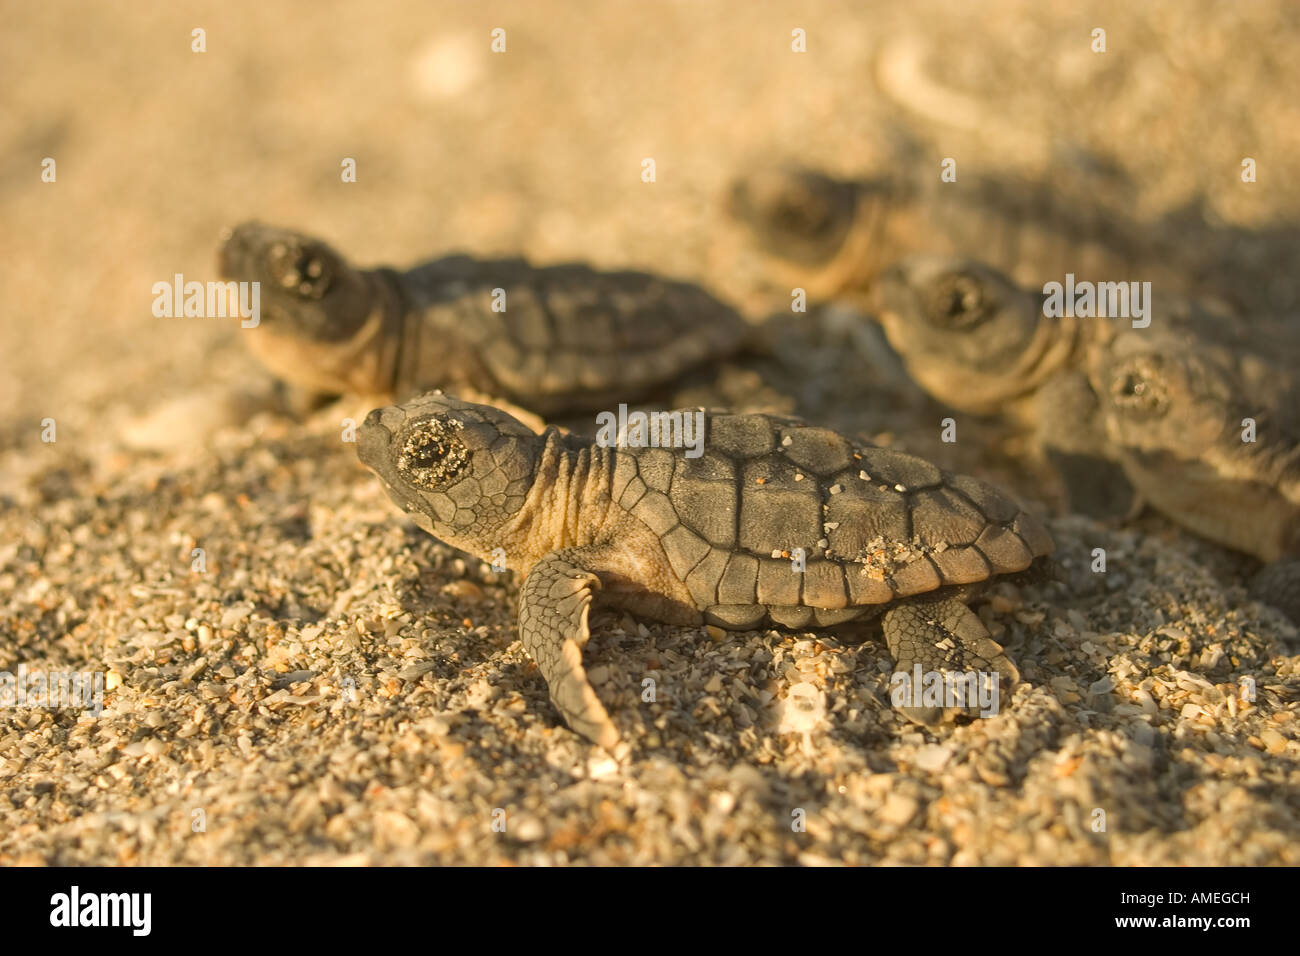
[1044,448,1139,521]
[1033,370,1138,520]
[882,597,1019,725]
[519,549,628,759]
[1250,558,1300,626]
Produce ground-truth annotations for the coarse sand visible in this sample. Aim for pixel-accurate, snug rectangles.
[1,1,1297,864]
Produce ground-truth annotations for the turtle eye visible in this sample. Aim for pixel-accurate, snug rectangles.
[773,190,830,236]
[268,241,334,299]
[928,273,991,329]
[1110,356,1170,417]
[397,419,469,489]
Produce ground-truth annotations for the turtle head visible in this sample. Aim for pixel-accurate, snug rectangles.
[726,165,866,269]
[218,222,377,342]
[357,392,542,553]
[1093,329,1300,561]
[870,256,1052,411]
[1094,332,1232,461]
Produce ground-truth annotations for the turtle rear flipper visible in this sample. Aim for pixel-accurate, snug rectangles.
[1044,449,1138,521]
[882,597,1019,725]
[1034,369,1137,520]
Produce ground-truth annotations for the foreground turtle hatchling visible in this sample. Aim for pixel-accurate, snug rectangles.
[357,392,1054,754]
[218,222,748,414]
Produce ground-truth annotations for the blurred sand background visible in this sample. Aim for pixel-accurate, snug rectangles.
[5,0,1300,434]
[2,1,1299,865]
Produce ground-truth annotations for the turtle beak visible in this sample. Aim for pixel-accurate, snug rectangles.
[216,233,238,279]
[357,406,397,471]
[217,223,262,280]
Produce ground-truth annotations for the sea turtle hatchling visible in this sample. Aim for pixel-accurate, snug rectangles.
[867,255,1090,419]
[218,222,749,415]
[357,392,1054,754]
[866,255,1237,515]
[726,164,1185,304]
[865,255,1137,519]
[871,256,1300,621]
[1090,317,1300,622]
[867,254,1292,420]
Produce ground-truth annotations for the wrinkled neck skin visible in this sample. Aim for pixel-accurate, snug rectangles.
[995,309,1091,419]
[496,430,618,568]
[345,268,405,392]
[244,268,405,396]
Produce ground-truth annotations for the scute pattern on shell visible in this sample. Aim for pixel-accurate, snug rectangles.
[613,412,1051,611]
[401,258,749,408]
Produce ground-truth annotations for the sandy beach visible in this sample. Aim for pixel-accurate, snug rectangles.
[2,0,1297,865]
